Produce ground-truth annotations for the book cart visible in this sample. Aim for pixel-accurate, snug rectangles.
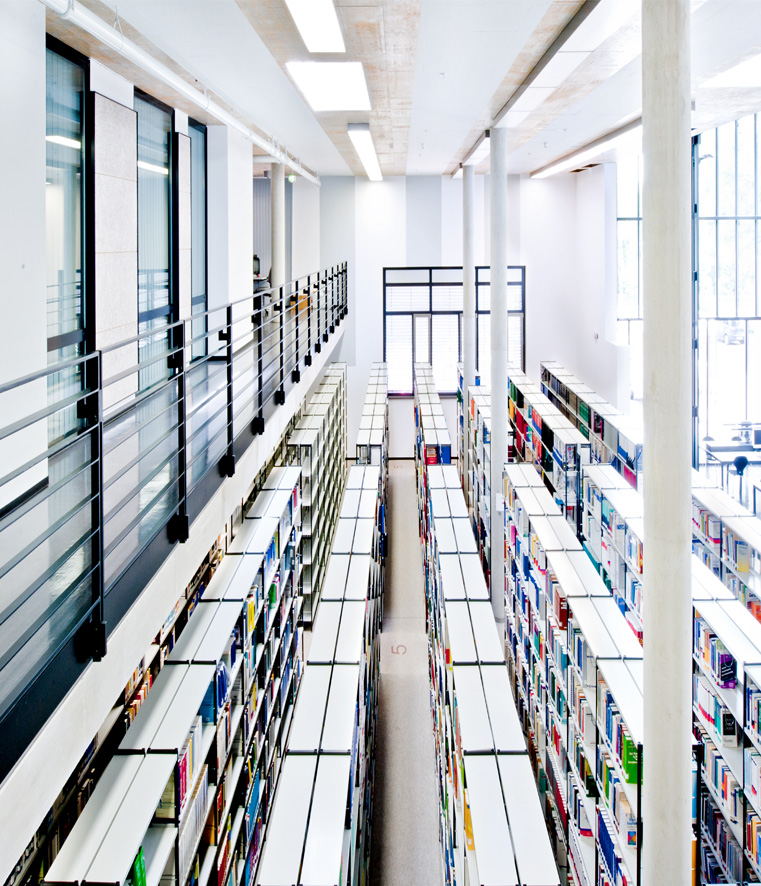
[415,365,560,886]
[256,464,384,886]
[45,468,304,886]
[286,364,347,624]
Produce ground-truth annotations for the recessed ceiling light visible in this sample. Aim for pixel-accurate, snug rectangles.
[703,53,761,89]
[46,134,81,150]
[530,120,641,179]
[283,0,345,53]
[348,123,382,181]
[286,62,371,112]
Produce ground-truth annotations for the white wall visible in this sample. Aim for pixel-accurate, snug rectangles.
[0,1,47,509]
[291,177,320,279]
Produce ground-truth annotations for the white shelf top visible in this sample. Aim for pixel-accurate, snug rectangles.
[322,664,360,752]
[546,551,593,600]
[583,464,630,491]
[352,519,375,555]
[201,555,242,602]
[300,754,352,886]
[723,514,761,552]
[363,465,381,489]
[597,658,644,747]
[332,518,356,554]
[335,601,366,663]
[340,488,361,519]
[445,601,477,664]
[435,517,457,553]
[692,485,750,518]
[431,488,451,518]
[496,755,561,886]
[447,489,469,518]
[591,597,643,658]
[255,754,317,886]
[119,663,215,752]
[346,466,365,489]
[247,488,275,520]
[452,665,493,752]
[346,555,372,600]
[308,601,342,663]
[427,465,445,488]
[322,554,351,601]
[463,755,519,886]
[168,600,239,664]
[515,486,557,517]
[453,518,477,553]
[265,488,293,519]
[504,464,544,489]
[530,515,579,553]
[44,754,144,882]
[567,598,624,662]
[223,551,265,601]
[440,554,466,600]
[442,465,460,488]
[228,517,257,554]
[460,554,490,600]
[469,601,505,663]
[698,599,761,667]
[288,664,331,752]
[481,666,526,753]
[248,517,281,555]
[358,488,378,519]
[604,486,643,521]
[692,555,735,601]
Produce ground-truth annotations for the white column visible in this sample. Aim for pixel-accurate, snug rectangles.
[462,165,476,393]
[489,127,507,628]
[642,1,692,884]
[271,162,285,290]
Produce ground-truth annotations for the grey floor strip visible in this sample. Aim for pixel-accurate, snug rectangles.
[370,460,443,886]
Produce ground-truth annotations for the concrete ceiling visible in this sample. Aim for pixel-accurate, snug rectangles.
[45,0,761,180]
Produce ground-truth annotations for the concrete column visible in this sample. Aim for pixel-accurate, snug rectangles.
[463,165,476,394]
[489,127,507,628]
[641,1,692,884]
[271,162,286,290]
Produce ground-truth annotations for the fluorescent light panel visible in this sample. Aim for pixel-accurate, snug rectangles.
[46,134,81,150]
[530,120,641,179]
[287,62,370,112]
[348,123,382,181]
[704,53,761,88]
[137,159,169,176]
[283,0,345,53]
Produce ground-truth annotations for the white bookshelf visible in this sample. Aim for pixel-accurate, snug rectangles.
[46,468,304,886]
[256,462,383,886]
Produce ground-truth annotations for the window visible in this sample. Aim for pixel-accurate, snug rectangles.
[136,94,173,387]
[46,45,86,441]
[383,266,526,395]
[188,119,207,360]
[615,153,644,402]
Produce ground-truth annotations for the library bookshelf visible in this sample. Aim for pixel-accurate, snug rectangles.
[45,467,304,886]
[540,362,642,491]
[255,463,384,886]
[414,364,560,886]
[414,363,452,467]
[286,363,347,624]
[355,362,389,563]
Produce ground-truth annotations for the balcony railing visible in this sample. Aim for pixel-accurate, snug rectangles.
[0,262,348,780]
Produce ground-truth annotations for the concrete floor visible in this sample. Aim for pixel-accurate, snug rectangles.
[369,459,443,886]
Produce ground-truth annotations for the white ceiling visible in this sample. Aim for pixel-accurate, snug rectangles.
[58,0,761,179]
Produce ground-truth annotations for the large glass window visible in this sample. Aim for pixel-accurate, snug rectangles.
[188,119,207,360]
[383,266,526,395]
[46,47,85,441]
[136,94,172,387]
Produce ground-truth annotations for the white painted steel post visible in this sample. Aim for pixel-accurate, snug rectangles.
[489,127,507,630]
[642,1,693,884]
[463,164,477,394]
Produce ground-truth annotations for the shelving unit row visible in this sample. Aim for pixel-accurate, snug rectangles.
[46,468,305,886]
[414,363,452,466]
[285,363,347,625]
[417,423,560,885]
[507,369,591,534]
[355,363,389,563]
[256,463,383,886]
[540,362,643,490]
[455,363,480,512]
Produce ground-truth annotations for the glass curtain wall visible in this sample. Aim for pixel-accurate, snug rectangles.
[136,95,172,389]
[46,48,85,441]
